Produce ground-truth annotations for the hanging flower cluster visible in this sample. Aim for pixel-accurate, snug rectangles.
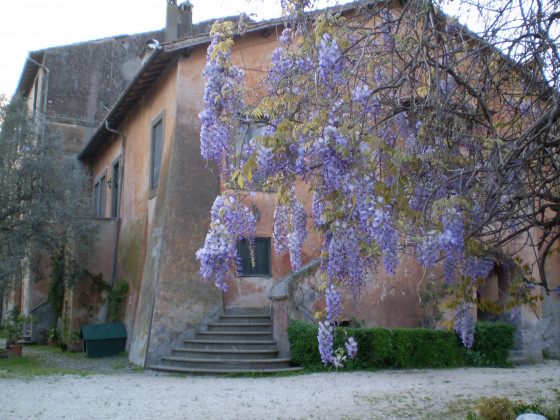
[454,303,475,348]
[195,195,256,292]
[199,23,244,177]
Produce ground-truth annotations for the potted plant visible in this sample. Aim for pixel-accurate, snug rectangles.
[48,325,60,347]
[2,307,32,356]
[58,314,70,352]
[68,331,83,353]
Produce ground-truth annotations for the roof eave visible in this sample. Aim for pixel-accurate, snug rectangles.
[77,47,165,160]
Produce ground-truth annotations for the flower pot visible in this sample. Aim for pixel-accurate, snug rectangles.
[68,340,83,353]
[10,344,23,356]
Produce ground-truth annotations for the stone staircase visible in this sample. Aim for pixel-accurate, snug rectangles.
[17,329,37,346]
[149,310,302,375]
[509,349,533,366]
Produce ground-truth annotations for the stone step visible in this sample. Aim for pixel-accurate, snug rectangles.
[172,347,278,360]
[195,331,272,341]
[183,339,278,351]
[150,310,300,375]
[159,356,294,370]
[216,315,272,324]
[149,364,303,375]
[510,349,533,366]
[18,336,37,346]
[206,322,272,332]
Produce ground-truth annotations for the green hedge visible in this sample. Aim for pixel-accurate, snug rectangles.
[468,321,515,367]
[288,320,514,370]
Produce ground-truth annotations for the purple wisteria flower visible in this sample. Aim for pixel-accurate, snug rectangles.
[508,307,521,323]
[379,8,395,49]
[287,198,308,272]
[325,284,342,324]
[196,195,256,292]
[417,230,439,268]
[318,321,334,366]
[278,28,293,45]
[273,203,289,256]
[318,33,342,84]
[463,256,494,282]
[199,31,244,174]
[455,303,475,348]
[345,337,358,360]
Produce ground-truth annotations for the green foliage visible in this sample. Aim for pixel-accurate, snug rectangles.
[58,313,71,346]
[77,271,107,324]
[107,279,129,323]
[471,396,558,420]
[287,319,321,369]
[470,321,515,367]
[2,307,34,340]
[418,282,448,329]
[0,327,9,340]
[288,320,515,370]
[391,328,465,368]
[343,327,393,369]
[47,249,66,326]
[0,95,96,295]
[475,397,517,420]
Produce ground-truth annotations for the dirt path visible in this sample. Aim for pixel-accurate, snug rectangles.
[0,347,559,420]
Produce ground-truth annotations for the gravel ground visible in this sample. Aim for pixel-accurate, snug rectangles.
[0,344,559,419]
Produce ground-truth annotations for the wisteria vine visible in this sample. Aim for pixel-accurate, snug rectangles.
[196,1,548,362]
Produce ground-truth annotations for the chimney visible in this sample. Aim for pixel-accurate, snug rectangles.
[177,1,194,39]
[166,0,194,42]
[166,0,178,42]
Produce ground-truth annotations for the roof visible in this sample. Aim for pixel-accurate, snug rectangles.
[16,51,45,98]
[80,323,127,340]
[76,2,365,160]
[77,16,291,160]
[78,0,542,161]
[15,31,164,98]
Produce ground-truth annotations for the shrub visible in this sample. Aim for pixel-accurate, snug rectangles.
[475,397,517,420]
[287,319,514,370]
[107,279,129,323]
[343,327,392,369]
[470,321,515,367]
[287,319,322,368]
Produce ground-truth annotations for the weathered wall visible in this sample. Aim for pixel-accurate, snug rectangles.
[25,31,164,155]
[541,242,560,357]
[117,51,224,366]
[136,48,225,366]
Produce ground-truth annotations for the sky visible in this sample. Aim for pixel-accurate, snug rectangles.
[0,0,290,97]
[0,0,474,98]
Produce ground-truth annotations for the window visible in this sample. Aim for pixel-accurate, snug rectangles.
[234,123,268,186]
[149,111,165,196]
[237,237,271,276]
[94,172,106,217]
[110,158,120,218]
[32,78,39,116]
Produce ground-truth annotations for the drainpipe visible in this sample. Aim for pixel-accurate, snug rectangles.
[104,121,126,322]
[26,55,49,340]
[26,56,49,152]
[27,56,50,284]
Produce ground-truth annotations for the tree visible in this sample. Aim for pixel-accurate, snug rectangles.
[0,95,96,297]
[195,0,559,364]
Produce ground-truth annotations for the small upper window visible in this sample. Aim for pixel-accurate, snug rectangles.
[94,172,106,218]
[233,123,268,187]
[110,158,120,218]
[149,111,165,196]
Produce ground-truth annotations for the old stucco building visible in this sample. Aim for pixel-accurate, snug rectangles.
[11,0,559,368]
